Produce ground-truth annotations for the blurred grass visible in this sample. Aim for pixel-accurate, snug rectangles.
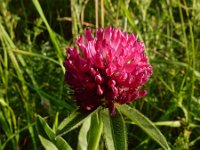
[0,0,200,149]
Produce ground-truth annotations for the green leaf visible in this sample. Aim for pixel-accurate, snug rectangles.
[56,108,98,136]
[53,112,59,132]
[101,110,115,150]
[88,113,103,150]
[116,104,170,150]
[77,117,91,150]
[37,115,55,140]
[101,109,127,150]
[54,136,73,150]
[39,135,58,150]
[37,115,72,150]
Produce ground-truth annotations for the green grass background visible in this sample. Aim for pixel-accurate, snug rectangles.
[0,0,200,149]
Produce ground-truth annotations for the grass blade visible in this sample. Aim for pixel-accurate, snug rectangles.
[32,0,64,72]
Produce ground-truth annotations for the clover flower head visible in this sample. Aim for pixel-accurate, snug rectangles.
[64,26,152,114]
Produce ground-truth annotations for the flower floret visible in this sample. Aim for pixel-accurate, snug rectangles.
[64,27,153,113]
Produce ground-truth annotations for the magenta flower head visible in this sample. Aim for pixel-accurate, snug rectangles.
[64,27,152,114]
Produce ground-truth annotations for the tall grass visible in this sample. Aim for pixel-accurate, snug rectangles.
[0,0,200,149]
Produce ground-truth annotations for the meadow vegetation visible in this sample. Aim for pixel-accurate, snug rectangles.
[0,0,200,149]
